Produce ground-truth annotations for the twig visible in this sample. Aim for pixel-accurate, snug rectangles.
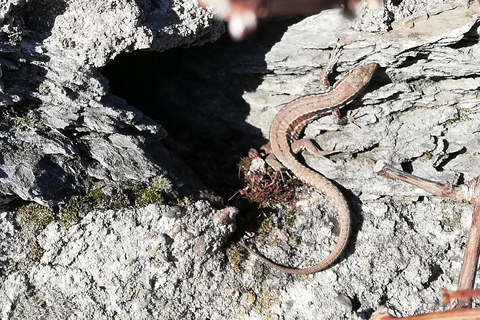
[374,160,480,308]
[371,289,480,319]
[455,179,480,308]
[371,307,480,320]
[373,160,477,204]
[440,289,480,305]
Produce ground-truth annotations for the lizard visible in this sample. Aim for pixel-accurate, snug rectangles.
[240,55,378,275]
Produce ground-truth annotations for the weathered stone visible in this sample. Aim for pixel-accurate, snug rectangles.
[1,0,480,319]
[0,0,223,205]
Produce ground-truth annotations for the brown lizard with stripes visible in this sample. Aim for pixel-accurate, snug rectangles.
[241,54,378,274]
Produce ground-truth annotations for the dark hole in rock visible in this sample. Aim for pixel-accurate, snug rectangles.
[100,20,292,201]
[32,155,78,202]
[101,45,261,200]
[100,19,298,239]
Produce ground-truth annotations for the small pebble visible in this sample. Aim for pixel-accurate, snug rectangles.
[213,206,239,225]
[193,236,206,255]
[131,298,148,311]
[164,206,182,218]
[284,300,294,311]
[334,294,353,312]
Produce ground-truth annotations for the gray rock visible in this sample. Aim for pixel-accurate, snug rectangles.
[1,0,480,319]
[239,2,480,319]
[2,202,239,319]
[335,294,353,312]
[0,0,223,205]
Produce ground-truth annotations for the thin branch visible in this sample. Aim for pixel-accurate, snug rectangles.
[440,289,480,305]
[374,160,480,308]
[373,160,477,204]
[455,179,480,308]
[371,307,480,320]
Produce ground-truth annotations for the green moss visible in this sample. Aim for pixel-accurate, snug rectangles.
[299,274,309,281]
[259,218,273,236]
[250,288,281,319]
[58,196,85,229]
[37,84,50,95]
[285,208,297,228]
[265,237,281,247]
[58,208,78,229]
[10,111,46,132]
[458,109,473,122]
[442,209,463,230]
[227,247,244,273]
[445,108,473,125]
[16,203,55,234]
[17,176,177,232]
[420,151,433,161]
[178,197,193,206]
[62,177,175,224]
[153,176,173,193]
[27,241,45,262]
[88,186,110,206]
[58,187,119,228]
[135,176,174,206]
[135,187,165,206]
[287,233,298,246]
[0,259,17,281]
[246,291,257,303]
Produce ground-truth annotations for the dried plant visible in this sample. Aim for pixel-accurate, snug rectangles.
[374,161,480,318]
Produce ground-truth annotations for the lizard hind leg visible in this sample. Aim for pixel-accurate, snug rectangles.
[264,153,286,172]
[264,153,294,183]
[260,142,287,171]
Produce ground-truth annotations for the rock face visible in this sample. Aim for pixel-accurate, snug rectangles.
[1,0,480,319]
[1,203,239,319]
[0,0,223,205]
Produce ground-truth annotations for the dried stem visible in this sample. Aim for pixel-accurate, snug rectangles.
[455,178,480,308]
[373,161,476,204]
[440,289,480,305]
[371,308,480,320]
[374,160,480,308]
[371,290,480,319]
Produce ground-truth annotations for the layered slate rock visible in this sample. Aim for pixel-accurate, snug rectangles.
[0,0,223,205]
[1,0,480,319]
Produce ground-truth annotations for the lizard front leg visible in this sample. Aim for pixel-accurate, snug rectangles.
[319,47,352,125]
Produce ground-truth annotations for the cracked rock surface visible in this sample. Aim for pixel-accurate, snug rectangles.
[1,0,480,319]
[0,0,223,205]
[1,203,239,319]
